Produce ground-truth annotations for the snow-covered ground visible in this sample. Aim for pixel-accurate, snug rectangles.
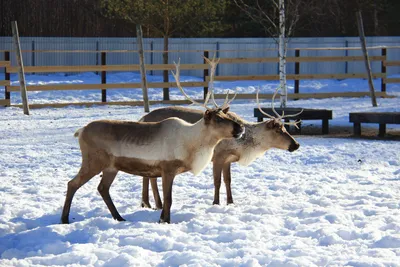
[0,72,400,266]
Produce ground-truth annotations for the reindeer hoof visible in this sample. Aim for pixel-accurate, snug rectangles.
[115,216,126,222]
[61,218,69,224]
[212,201,220,205]
[141,201,152,209]
[158,219,170,224]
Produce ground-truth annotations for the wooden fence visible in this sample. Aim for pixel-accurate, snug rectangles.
[1,47,399,108]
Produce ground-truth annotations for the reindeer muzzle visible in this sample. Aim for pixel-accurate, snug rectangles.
[288,142,300,152]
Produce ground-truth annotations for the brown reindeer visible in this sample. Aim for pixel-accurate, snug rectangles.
[60,59,244,224]
[140,88,301,209]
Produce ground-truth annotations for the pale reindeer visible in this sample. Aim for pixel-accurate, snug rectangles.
[140,76,301,209]
[61,59,244,224]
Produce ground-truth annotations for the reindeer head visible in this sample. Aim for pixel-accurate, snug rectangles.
[202,107,244,139]
[263,118,300,152]
[171,57,244,140]
[256,88,300,152]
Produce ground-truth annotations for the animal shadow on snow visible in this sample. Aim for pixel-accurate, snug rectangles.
[124,209,196,224]
[1,214,94,256]
[10,212,68,231]
[7,208,195,233]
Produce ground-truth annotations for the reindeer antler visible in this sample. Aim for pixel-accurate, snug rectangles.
[203,54,219,108]
[172,58,212,109]
[256,86,303,129]
[203,54,237,109]
[172,56,237,110]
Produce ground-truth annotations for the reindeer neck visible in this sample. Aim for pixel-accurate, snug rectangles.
[182,118,222,175]
[229,122,268,166]
[186,118,222,145]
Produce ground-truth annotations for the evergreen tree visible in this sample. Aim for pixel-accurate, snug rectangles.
[101,0,226,99]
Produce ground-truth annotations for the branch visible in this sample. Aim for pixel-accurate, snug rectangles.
[234,0,278,40]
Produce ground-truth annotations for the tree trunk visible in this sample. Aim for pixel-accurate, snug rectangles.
[279,0,287,108]
[373,8,379,36]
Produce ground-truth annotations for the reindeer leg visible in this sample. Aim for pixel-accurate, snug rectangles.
[141,177,152,209]
[159,172,175,224]
[98,170,125,221]
[61,165,100,224]
[212,160,223,205]
[150,178,163,210]
[223,162,234,205]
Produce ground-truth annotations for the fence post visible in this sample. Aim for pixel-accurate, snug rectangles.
[345,40,349,74]
[101,52,107,102]
[136,24,150,112]
[294,49,300,96]
[31,40,35,74]
[4,51,10,103]
[216,42,220,76]
[150,41,154,76]
[96,40,99,75]
[203,50,209,100]
[356,10,377,107]
[12,21,30,115]
[381,47,386,93]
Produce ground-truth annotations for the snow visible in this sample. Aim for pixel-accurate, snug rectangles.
[0,71,400,266]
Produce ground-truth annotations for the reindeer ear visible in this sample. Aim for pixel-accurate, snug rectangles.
[204,110,212,121]
[222,106,230,114]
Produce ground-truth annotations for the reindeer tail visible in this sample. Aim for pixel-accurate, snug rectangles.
[74,128,83,138]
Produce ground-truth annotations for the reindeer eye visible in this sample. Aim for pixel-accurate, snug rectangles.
[216,116,223,122]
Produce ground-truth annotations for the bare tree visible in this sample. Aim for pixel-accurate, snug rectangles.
[234,0,300,107]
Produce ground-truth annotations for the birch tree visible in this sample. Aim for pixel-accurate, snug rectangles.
[234,0,300,107]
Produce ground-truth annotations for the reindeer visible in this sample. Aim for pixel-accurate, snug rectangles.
[140,63,301,208]
[60,59,244,224]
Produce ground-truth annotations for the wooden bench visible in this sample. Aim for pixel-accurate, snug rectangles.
[349,112,400,137]
[254,107,333,134]
[0,99,10,107]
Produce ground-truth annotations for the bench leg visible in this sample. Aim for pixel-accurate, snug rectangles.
[257,117,263,122]
[322,119,329,134]
[379,124,386,137]
[353,123,361,136]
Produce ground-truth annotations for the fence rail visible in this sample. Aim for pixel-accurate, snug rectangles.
[6,63,209,73]
[1,46,399,108]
